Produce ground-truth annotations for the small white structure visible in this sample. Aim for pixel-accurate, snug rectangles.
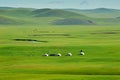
[66,53,72,56]
[43,53,49,56]
[56,53,62,56]
[80,50,85,55]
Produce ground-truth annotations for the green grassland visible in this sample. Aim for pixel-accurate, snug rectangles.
[0,7,120,80]
[0,25,120,80]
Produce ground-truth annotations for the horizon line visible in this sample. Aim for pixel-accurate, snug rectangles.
[0,6,120,10]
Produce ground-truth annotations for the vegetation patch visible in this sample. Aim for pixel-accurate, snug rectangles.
[13,39,48,43]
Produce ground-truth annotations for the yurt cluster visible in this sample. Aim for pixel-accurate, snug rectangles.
[43,50,85,57]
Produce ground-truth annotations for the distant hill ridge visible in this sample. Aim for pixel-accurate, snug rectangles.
[65,8,120,18]
[65,8,120,12]
[0,7,15,10]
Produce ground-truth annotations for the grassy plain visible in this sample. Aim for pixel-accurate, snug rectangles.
[0,25,120,80]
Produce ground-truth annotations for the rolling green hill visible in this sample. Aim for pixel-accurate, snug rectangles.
[0,7,120,25]
[32,8,88,18]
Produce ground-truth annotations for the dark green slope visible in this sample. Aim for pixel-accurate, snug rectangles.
[53,18,95,25]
